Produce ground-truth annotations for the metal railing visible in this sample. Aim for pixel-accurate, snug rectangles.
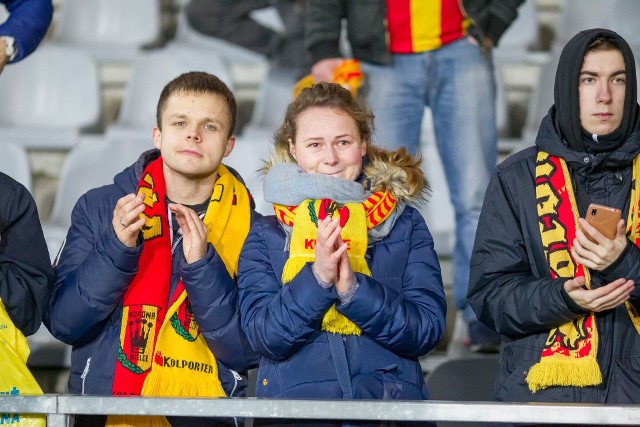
[3,395,640,426]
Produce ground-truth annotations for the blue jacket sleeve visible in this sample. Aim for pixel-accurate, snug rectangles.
[0,0,53,62]
[0,176,53,336]
[179,244,259,371]
[238,219,338,361]
[45,192,141,346]
[337,208,447,358]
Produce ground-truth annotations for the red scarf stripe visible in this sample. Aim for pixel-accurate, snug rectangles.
[113,159,173,395]
[367,193,396,228]
[362,195,379,211]
[537,154,590,359]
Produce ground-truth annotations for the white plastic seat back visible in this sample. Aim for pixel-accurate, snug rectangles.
[498,0,538,51]
[52,0,161,62]
[552,0,611,52]
[107,45,233,139]
[0,45,101,149]
[43,136,150,261]
[0,140,31,191]
[47,136,149,229]
[607,0,640,47]
[521,55,559,147]
[225,133,272,216]
[244,67,297,136]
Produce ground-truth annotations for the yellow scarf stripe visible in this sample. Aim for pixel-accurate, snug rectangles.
[140,291,226,398]
[626,155,640,334]
[203,164,252,279]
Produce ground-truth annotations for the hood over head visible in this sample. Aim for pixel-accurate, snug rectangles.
[554,28,638,153]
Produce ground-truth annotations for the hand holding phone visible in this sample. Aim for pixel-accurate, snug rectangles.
[584,203,622,243]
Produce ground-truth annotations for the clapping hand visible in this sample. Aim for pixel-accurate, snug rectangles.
[312,216,355,294]
[168,203,208,264]
[113,193,146,248]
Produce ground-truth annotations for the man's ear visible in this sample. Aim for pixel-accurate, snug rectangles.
[223,135,236,157]
[152,128,162,150]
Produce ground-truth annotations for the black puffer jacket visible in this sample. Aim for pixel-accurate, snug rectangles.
[468,112,640,403]
[0,172,53,336]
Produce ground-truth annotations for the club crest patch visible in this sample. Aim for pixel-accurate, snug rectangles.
[170,299,200,341]
[117,304,159,373]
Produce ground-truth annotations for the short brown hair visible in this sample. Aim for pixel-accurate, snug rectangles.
[156,71,237,138]
[587,35,621,54]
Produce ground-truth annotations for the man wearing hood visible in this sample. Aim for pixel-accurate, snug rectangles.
[468,28,640,403]
[45,71,259,425]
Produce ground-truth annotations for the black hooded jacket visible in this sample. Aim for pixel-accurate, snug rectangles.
[468,29,640,403]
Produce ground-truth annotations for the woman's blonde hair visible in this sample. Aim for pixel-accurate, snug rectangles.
[265,82,427,197]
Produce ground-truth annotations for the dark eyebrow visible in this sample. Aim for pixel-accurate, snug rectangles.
[580,70,626,77]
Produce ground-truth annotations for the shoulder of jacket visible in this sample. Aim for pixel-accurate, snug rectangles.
[496,146,537,175]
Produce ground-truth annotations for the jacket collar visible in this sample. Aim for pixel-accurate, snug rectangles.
[536,112,640,172]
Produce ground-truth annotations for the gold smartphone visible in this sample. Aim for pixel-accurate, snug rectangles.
[584,203,622,243]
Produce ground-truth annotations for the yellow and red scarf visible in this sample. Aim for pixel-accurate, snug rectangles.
[107,158,251,426]
[274,191,396,335]
[528,151,640,392]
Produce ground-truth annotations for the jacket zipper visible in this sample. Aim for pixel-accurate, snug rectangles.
[229,369,242,397]
[80,357,92,395]
[229,370,242,427]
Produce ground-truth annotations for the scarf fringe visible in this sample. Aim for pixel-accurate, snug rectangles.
[322,306,362,335]
[105,415,170,427]
[140,362,227,398]
[282,256,313,285]
[282,256,368,335]
[526,354,602,393]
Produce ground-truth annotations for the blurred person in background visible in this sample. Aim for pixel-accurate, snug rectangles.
[186,0,311,76]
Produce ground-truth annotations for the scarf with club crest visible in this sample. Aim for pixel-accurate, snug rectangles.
[107,157,251,426]
[273,191,396,335]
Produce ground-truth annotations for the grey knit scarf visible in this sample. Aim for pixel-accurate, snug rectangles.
[264,163,404,246]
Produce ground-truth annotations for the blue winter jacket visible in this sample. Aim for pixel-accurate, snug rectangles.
[238,206,446,401]
[0,0,53,63]
[45,150,259,402]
